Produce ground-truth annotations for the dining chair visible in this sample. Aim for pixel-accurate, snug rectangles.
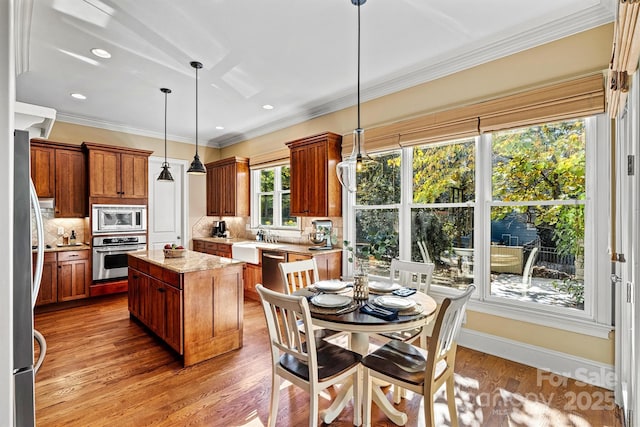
[279,258,319,294]
[256,284,362,427]
[279,259,347,343]
[378,259,436,348]
[361,285,475,427]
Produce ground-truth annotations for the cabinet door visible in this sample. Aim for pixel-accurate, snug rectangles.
[206,166,223,216]
[120,153,148,198]
[57,255,90,302]
[289,146,308,216]
[30,146,55,198]
[305,143,328,217]
[220,163,237,216]
[244,263,262,301]
[147,277,166,337]
[88,149,120,198]
[312,252,342,281]
[34,252,57,306]
[55,149,87,217]
[128,268,148,320]
[164,284,183,353]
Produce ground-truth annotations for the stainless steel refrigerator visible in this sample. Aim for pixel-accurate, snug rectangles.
[13,129,46,426]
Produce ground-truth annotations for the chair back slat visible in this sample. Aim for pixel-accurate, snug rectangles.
[279,259,320,294]
[390,259,435,294]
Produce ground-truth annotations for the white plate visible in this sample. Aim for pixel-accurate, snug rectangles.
[374,295,416,310]
[311,294,352,308]
[314,280,348,292]
[368,281,400,292]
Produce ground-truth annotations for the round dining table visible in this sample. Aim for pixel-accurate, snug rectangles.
[295,286,438,425]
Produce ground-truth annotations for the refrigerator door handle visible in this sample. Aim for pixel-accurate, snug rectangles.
[30,179,44,308]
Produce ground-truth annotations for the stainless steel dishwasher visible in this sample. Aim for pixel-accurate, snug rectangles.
[262,251,287,293]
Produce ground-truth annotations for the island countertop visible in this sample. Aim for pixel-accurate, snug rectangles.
[128,249,244,274]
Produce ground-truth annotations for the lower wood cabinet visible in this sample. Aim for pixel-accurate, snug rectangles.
[288,251,342,281]
[243,263,262,301]
[34,250,90,306]
[128,267,183,354]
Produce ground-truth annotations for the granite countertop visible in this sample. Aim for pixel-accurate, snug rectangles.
[192,236,343,256]
[33,243,91,253]
[129,249,244,274]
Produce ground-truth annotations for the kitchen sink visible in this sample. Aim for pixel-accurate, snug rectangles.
[231,242,283,264]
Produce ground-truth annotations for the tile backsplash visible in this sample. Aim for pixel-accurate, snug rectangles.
[32,208,89,247]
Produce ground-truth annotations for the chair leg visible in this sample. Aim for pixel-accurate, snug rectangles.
[424,393,436,427]
[310,392,319,427]
[446,375,459,427]
[363,368,373,427]
[353,366,362,426]
[268,374,280,427]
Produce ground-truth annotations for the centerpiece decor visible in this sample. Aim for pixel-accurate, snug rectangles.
[352,242,371,300]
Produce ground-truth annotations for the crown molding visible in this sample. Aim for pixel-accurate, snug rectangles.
[56,113,197,146]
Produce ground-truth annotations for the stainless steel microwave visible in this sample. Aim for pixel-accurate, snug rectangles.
[92,204,147,234]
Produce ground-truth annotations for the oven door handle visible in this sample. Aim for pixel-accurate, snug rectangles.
[94,246,146,253]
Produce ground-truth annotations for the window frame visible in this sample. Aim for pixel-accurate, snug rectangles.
[250,165,299,231]
[344,114,612,338]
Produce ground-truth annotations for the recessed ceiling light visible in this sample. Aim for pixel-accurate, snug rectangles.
[71,93,87,100]
[262,104,274,110]
[90,48,111,59]
[216,126,224,130]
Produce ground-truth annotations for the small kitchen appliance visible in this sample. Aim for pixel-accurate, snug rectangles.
[309,219,333,250]
[212,220,226,237]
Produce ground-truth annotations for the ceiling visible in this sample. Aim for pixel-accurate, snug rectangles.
[15,0,614,148]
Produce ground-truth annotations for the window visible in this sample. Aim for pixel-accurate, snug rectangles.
[252,166,297,229]
[345,115,609,331]
[489,120,586,311]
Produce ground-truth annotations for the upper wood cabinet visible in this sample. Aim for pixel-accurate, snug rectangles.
[30,144,55,198]
[205,157,249,217]
[286,132,342,217]
[83,142,152,201]
[30,139,87,218]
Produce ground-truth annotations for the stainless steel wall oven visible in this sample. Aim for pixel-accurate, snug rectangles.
[92,235,147,281]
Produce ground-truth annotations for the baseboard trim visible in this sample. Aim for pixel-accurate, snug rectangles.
[458,328,615,390]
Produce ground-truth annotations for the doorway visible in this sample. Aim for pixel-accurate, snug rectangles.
[148,156,188,250]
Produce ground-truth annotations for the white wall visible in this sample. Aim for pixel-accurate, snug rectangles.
[1,1,15,425]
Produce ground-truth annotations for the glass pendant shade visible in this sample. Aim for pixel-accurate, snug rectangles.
[187,61,207,175]
[337,0,370,193]
[157,88,174,181]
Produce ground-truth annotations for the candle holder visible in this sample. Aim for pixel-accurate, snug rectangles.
[352,243,370,300]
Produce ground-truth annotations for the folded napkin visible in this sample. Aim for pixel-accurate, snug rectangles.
[360,303,398,321]
[392,287,417,297]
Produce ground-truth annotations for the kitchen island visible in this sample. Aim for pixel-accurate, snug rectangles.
[128,249,244,367]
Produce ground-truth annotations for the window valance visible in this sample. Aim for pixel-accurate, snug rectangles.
[249,148,289,169]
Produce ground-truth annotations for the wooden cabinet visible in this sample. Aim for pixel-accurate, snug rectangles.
[128,253,243,366]
[243,263,262,301]
[286,132,342,217]
[192,239,232,258]
[205,157,249,216]
[83,142,152,201]
[30,144,55,198]
[55,149,87,217]
[57,250,91,302]
[34,249,91,306]
[34,252,58,306]
[30,139,87,217]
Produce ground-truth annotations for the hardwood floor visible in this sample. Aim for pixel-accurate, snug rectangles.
[34,294,622,427]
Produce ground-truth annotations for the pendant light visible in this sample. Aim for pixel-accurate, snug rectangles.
[157,87,174,181]
[187,60,207,175]
[336,0,370,193]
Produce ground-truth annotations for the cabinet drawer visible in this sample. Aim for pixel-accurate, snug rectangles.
[57,250,89,262]
[149,264,181,289]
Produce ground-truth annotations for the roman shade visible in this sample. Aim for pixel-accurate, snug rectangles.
[341,73,605,155]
